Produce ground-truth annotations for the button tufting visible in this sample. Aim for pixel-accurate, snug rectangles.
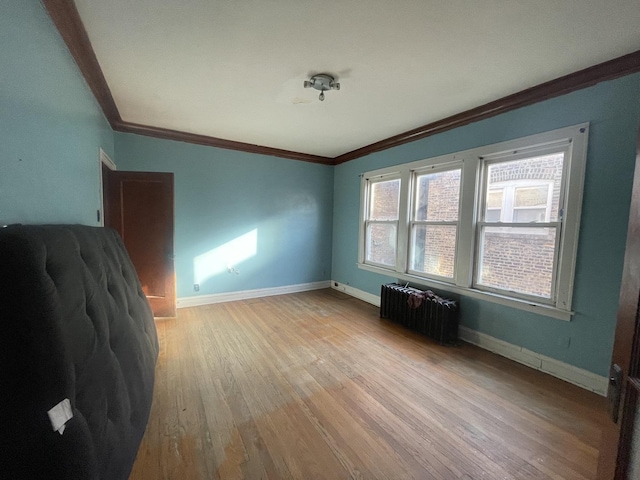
[2,225,158,477]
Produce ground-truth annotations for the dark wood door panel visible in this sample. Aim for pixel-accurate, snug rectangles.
[103,169,176,317]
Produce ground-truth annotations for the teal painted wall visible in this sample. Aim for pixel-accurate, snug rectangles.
[114,133,334,298]
[0,0,113,226]
[332,73,640,376]
[5,0,640,379]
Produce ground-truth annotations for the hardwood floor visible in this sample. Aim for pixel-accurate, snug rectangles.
[129,289,606,480]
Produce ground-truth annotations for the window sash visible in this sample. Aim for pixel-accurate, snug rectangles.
[474,223,561,303]
[368,178,401,221]
[408,165,462,280]
[477,221,560,229]
[361,173,402,269]
[411,167,462,222]
[475,149,567,301]
[408,222,459,279]
[411,221,459,226]
[365,220,399,268]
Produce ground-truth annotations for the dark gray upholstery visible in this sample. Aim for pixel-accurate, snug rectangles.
[0,225,158,480]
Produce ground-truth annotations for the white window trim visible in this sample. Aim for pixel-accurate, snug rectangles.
[407,162,463,281]
[357,123,589,321]
[360,172,403,269]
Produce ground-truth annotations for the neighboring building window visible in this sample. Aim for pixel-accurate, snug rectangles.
[364,177,400,267]
[357,124,588,320]
[485,189,503,222]
[485,180,554,224]
[409,167,461,279]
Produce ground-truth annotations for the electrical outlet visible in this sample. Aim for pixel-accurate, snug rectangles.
[193,284,199,292]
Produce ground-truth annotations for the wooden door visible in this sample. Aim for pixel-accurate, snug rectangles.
[103,168,176,318]
[598,128,640,479]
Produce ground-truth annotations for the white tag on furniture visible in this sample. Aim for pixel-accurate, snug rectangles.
[47,398,73,435]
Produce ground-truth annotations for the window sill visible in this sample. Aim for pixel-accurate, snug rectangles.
[357,263,573,321]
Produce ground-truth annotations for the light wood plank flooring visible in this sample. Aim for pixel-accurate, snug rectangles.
[130,289,606,480]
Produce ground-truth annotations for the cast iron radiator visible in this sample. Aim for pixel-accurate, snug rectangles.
[380,283,459,345]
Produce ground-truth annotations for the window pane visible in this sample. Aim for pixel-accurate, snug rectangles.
[515,186,548,207]
[485,153,563,222]
[366,223,397,266]
[487,189,503,209]
[486,209,501,222]
[410,225,457,278]
[370,179,400,221]
[513,208,546,223]
[415,169,461,221]
[477,226,556,298]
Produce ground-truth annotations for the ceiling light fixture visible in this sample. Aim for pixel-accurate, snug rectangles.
[303,74,340,101]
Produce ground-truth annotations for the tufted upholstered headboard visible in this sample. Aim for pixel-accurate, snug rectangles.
[0,225,159,480]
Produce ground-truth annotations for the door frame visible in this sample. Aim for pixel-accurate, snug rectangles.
[98,148,116,227]
[597,126,640,478]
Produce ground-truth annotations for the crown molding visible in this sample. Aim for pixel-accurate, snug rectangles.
[43,1,640,166]
[42,0,332,165]
[333,49,640,165]
[113,121,334,165]
[42,0,121,127]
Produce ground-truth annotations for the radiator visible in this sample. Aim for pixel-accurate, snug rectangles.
[380,283,459,345]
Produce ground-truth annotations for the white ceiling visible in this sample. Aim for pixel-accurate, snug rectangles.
[73,0,640,158]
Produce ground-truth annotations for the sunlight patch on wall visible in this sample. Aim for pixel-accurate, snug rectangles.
[194,229,258,284]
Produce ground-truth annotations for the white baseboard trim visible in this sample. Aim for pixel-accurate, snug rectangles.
[458,325,608,396]
[329,284,608,396]
[330,281,381,307]
[177,280,331,308]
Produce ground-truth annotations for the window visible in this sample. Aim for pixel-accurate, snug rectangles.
[476,153,564,300]
[364,176,400,267]
[358,124,588,320]
[409,167,461,279]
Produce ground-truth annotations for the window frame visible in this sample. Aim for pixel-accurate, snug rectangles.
[474,143,573,306]
[357,123,589,321]
[360,172,403,269]
[407,162,463,281]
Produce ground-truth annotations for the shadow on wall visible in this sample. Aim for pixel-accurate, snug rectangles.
[193,229,258,284]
